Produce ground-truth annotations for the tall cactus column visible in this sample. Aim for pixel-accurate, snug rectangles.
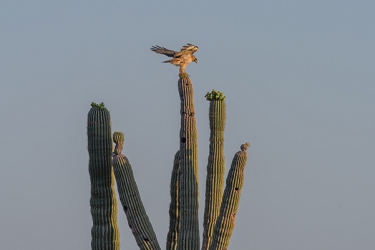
[87,102,120,250]
[112,132,161,250]
[166,151,181,250]
[202,90,226,250]
[209,142,250,250]
[177,76,200,250]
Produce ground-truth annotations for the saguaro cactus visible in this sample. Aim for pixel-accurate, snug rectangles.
[86,76,250,250]
[87,102,120,250]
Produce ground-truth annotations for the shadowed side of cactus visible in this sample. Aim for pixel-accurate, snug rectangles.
[87,104,120,250]
[202,90,227,250]
[166,151,181,250]
[209,142,250,250]
[112,132,161,250]
[177,76,200,250]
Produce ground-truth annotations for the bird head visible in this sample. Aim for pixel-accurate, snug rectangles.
[193,56,198,63]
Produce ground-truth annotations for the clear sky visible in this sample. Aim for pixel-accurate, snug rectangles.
[1,1,374,249]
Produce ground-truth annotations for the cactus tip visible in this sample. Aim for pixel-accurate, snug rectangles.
[205,89,226,101]
[179,72,189,79]
[91,102,106,109]
[113,131,124,144]
[113,132,124,155]
[240,142,250,151]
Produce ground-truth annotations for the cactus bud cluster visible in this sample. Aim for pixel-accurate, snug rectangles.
[205,89,226,101]
[91,102,106,109]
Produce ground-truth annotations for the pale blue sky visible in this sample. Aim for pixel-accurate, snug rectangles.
[1,1,374,249]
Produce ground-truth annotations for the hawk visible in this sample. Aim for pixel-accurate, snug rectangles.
[151,44,198,73]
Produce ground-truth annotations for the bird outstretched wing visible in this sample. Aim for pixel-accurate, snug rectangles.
[174,43,199,57]
[151,43,198,73]
[150,45,176,58]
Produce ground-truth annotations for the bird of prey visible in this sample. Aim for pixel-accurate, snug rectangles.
[150,44,198,73]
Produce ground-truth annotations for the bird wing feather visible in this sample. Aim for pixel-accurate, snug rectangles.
[174,43,199,57]
[150,45,176,57]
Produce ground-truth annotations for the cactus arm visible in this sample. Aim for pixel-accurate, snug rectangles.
[166,151,181,250]
[87,105,120,250]
[202,94,227,250]
[112,132,161,250]
[209,143,250,250]
[177,76,200,250]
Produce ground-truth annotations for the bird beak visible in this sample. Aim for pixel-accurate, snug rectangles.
[194,59,198,63]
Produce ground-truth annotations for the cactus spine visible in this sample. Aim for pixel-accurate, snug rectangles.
[87,104,120,250]
[202,91,227,250]
[166,151,181,250]
[209,142,250,250]
[112,132,161,250]
[177,76,200,250]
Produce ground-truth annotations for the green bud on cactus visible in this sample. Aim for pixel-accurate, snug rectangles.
[205,89,226,101]
[91,102,106,109]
